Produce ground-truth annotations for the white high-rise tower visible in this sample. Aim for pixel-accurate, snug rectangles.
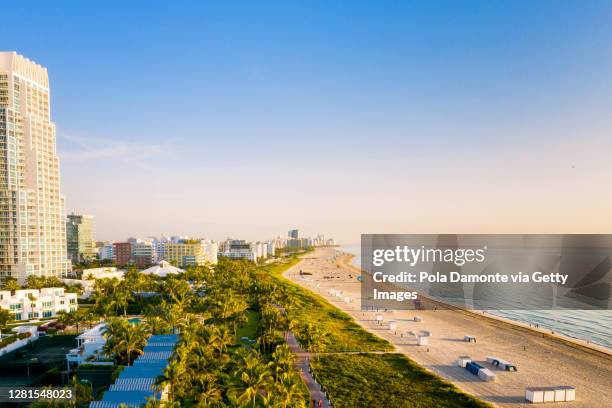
[0,52,70,282]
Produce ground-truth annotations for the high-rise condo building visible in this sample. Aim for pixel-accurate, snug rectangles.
[0,52,70,282]
[66,213,96,264]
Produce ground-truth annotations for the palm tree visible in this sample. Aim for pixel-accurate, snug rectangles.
[194,375,223,407]
[165,278,192,311]
[0,308,13,328]
[302,323,330,353]
[84,309,99,329]
[25,275,45,290]
[56,311,75,332]
[271,344,295,380]
[73,308,91,333]
[122,324,149,365]
[1,277,20,293]
[113,282,133,317]
[103,318,149,365]
[274,372,307,408]
[231,349,273,407]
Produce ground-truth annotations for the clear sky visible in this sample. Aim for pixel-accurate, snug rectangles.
[2,1,612,244]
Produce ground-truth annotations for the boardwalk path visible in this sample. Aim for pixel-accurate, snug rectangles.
[286,331,331,408]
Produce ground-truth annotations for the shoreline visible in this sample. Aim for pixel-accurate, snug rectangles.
[286,247,612,408]
[337,250,612,357]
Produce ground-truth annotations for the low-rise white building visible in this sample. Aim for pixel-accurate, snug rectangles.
[66,323,109,372]
[141,261,185,278]
[62,267,125,299]
[81,267,124,280]
[0,287,78,321]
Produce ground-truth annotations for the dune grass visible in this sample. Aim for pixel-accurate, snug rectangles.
[264,256,392,352]
[311,353,492,408]
[263,254,491,407]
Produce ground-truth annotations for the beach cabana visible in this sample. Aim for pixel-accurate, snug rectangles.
[486,356,517,371]
[456,356,471,367]
[417,336,428,346]
[557,386,575,402]
[526,386,575,404]
[464,335,476,343]
[477,368,496,382]
[388,321,397,331]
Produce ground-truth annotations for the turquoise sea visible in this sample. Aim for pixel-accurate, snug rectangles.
[339,245,612,349]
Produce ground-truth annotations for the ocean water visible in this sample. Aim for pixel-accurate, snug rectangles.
[339,245,612,349]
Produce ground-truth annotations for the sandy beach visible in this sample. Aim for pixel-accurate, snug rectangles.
[284,247,612,408]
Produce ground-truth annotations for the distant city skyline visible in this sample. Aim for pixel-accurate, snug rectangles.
[2,1,612,244]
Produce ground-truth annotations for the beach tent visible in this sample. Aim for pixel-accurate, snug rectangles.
[413,316,422,322]
[388,321,397,331]
[417,336,428,346]
[477,368,496,382]
[456,356,471,367]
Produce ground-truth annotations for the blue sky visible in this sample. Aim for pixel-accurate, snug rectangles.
[2,1,612,243]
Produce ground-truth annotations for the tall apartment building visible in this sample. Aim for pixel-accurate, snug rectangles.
[66,213,96,264]
[288,229,299,239]
[131,240,156,268]
[0,52,70,282]
[113,242,132,266]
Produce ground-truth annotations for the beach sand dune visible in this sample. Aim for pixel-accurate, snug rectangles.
[285,247,612,408]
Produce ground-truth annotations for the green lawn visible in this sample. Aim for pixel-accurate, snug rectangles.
[235,309,260,346]
[265,256,392,352]
[311,353,492,408]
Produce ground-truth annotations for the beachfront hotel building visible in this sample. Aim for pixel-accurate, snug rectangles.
[66,213,97,264]
[0,287,77,321]
[0,52,70,283]
[219,239,258,262]
[163,240,217,267]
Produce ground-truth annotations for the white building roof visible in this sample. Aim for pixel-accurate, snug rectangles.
[76,323,107,340]
[141,261,184,277]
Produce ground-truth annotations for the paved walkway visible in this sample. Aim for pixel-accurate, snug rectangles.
[286,331,331,408]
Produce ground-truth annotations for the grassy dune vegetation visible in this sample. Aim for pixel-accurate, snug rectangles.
[266,253,491,408]
[311,353,492,408]
[265,257,393,352]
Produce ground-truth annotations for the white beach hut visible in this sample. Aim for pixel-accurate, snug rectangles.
[388,321,397,331]
[477,368,496,382]
[456,356,471,367]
